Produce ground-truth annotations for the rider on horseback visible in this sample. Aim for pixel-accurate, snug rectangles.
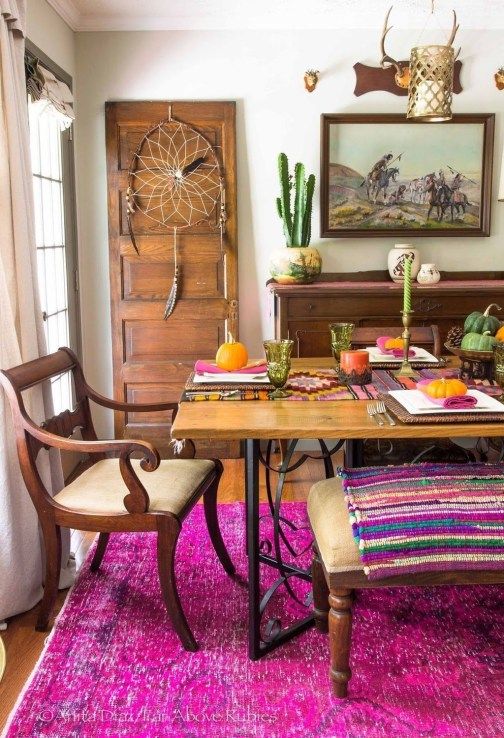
[370,153,393,182]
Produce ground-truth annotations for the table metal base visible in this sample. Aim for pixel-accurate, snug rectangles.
[245,436,346,660]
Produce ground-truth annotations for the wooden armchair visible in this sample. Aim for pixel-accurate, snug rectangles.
[0,347,235,651]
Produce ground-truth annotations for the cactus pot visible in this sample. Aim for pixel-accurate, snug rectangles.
[269,246,322,285]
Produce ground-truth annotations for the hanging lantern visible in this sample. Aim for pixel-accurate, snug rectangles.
[407,9,459,122]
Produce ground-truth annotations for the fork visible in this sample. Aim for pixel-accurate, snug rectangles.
[376,400,396,426]
[367,403,384,426]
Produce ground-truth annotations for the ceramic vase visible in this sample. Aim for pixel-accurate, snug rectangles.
[269,246,322,285]
[387,243,420,283]
[417,263,441,285]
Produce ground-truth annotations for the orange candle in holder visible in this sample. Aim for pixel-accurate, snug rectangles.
[338,350,372,386]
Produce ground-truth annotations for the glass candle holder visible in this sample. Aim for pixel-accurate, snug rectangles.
[329,323,355,367]
[263,339,294,399]
[338,350,372,386]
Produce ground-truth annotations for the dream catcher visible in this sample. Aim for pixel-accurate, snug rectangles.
[126,108,227,318]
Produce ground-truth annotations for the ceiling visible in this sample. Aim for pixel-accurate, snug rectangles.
[48,0,504,32]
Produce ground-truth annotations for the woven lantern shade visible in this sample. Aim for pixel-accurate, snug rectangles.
[407,44,455,121]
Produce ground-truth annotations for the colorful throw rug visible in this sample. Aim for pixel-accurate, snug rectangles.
[342,463,504,580]
[4,504,504,738]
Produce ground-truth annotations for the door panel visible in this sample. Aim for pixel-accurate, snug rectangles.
[106,101,239,458]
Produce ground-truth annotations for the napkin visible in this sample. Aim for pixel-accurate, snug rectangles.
[391,348,417,358]
[195,360,267,375]
[442,395,478,409]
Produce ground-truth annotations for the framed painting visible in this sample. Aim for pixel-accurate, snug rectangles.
[320,113,494,238]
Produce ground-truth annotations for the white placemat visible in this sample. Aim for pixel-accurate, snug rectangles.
[388,389,503,415]
[366,346,439,364]
[192,372,270,384]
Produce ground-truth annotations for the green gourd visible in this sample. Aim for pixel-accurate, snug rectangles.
[463,303,502,335]
[460,331,497,352]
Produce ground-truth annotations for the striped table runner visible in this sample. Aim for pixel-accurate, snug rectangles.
[341,463,504,580]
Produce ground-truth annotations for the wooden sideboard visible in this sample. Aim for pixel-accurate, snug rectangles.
[268,273,504,357]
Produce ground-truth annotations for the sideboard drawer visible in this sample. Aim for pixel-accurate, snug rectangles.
[288,295,404,318]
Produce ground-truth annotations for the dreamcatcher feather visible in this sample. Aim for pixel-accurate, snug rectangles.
[126,110,227,319]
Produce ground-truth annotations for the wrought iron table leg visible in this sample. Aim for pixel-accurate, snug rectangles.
[345,439,364,468]
[245,437,314,660]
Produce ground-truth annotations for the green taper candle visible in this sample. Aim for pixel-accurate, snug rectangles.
[403,256,412,312]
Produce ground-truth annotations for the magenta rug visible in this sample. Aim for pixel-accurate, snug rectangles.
[4,503,504,738]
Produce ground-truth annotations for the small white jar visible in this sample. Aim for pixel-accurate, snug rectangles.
[417,263,441,285]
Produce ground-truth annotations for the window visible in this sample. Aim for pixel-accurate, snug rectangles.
[27,51,79,415]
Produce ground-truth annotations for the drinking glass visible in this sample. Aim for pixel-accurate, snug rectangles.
[329,323,355,367]
[263,339,294,399]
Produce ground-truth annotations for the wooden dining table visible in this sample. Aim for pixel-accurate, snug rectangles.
[171,357,504,660]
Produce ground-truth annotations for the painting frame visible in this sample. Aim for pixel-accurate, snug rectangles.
[320,113,494,238]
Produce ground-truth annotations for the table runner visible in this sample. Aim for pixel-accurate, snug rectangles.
[341,463,504,580]
[183,368,500,402]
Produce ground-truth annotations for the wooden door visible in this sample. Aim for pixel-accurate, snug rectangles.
[106,101,239,458]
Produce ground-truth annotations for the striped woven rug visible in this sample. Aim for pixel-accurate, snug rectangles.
[341,463,504,580]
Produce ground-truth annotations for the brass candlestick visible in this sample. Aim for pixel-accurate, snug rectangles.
[394,309,418,378]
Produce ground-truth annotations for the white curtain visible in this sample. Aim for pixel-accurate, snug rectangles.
[0,0,71,623]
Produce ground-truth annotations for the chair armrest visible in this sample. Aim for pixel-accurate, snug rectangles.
[23,418,159,513]
[87,387,179,414]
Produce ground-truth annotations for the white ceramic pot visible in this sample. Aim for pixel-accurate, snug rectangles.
[387,243,420,283]
[269,246,322,284]
[417,263,441,285]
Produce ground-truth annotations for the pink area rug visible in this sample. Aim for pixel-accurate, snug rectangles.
[3,503,504,738]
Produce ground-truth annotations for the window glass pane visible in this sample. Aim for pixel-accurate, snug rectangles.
[54,247,67,312]
[52,181,64,245]
[44,247,57,315]
[41,179,55,246]
[50,119,61,180]
[37,248,47,315]
[32,177,43,246]
[29,104,41,175]
[39,113,51,177]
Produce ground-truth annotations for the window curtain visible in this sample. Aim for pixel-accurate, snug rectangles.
[25,55,74,129]
[0,0,73,624]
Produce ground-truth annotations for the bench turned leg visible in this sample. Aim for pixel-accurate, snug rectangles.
[312,550,329,633]
[329,587,354,698]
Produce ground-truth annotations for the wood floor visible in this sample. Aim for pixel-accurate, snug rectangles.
[0,453,328,731]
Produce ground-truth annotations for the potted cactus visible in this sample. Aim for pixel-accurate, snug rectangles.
[270,153,322,284]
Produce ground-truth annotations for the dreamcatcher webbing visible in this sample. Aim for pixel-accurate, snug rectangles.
[126,114,227,319]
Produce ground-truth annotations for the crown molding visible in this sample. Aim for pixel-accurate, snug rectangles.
[45,0,81,31]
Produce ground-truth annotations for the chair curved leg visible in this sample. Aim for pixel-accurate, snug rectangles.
[312,548,329,633]
[90,532,110,572]
[157,515,198,651]
[329,587,354,698]
[36,520,62,632]
[203,460,235,577]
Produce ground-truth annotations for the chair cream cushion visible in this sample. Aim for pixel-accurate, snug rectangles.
[307,477,363,574]
[54,458,216,516]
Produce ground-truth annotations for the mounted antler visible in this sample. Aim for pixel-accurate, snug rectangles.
[380,6,403,77]
[447,10,461,60]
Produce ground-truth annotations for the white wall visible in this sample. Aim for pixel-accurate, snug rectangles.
[75,29,504,434]
[27,0,75,76]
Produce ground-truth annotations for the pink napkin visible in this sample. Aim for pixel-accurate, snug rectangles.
[376,336,416,357]
[391,348,417,358]
[442,395,478,409]
[194,360,267,375]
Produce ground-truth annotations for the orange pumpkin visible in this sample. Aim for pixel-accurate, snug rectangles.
[384,337,403,350]
[495,325,504,342]
[423,378,467,399]
[215,335,248,371]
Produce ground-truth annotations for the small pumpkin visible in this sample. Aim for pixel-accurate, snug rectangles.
[460,331,497,352]
[384,337,403,350]
[495,325,504,342]
[376,336,403,353]
[423,377,468,399]
[215,334,248,371]
[463,303,502,336]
